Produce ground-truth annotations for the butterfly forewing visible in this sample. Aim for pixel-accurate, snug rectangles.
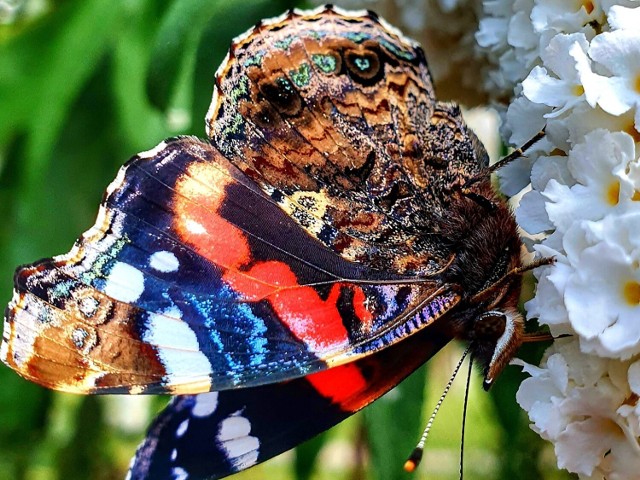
[2,136,458,394]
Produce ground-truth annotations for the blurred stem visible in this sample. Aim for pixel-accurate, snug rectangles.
[26,394,83,480]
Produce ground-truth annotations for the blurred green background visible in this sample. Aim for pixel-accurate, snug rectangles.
[0,1,571,479]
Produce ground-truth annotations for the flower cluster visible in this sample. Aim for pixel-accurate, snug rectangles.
[514,341,640,478]
[477,1,640,478]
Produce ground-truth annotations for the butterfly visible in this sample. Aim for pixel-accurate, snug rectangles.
[1,5,534,479]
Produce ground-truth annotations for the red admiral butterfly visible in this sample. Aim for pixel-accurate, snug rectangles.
[1,5,537,479]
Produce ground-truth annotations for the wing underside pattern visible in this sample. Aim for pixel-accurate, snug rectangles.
[2,137,458,394]
[128,322,452,479]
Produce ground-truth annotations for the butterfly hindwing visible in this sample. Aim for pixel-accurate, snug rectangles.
[2,136,459,394]
[128,323,452,479]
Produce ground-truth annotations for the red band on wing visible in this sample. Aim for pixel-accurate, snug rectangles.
[305,363,368,411]
[174,162,251,269]
[173,161,374,352]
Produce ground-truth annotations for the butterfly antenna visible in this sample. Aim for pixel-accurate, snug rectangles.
[404,346,471,473]
[460,353,474,480]
[463,129,546,190]
[487,129,546,175]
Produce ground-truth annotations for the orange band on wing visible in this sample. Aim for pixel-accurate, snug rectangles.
[173,161,375,353]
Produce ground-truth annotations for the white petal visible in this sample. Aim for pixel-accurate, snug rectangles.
[517,189,554,234]
[543,33,589,81]
[596,77,637,116]
[628,361,640,395]
[556,417,619,475]
[530,154,574,191]
[608,5,640,30]
[476,17,508,49]
[505,95,551,146]
[589,30,640,77]
[523,66,579,108]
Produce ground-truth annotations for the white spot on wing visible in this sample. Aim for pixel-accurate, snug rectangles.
[219,416,252,440]
[104,262,145,302]
[149,250,180,273]
[185,219,207,235]
[192,392,219,417]
[171,466,188,480]
[176,419,189,438]
[217,413,260,470]
[142,307,213,382]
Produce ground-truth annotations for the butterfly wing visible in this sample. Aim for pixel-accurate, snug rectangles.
[2,136,458,394]
[128,322,452,479]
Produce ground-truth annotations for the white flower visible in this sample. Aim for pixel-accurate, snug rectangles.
[564,214,640,359]
[607,4,640,30]
[542,130,638,233]
[524,244,572,333]
[504,95,552,147]
[589,29,640,126]
[517,189,554,234]
[476,16,509,52]
[530,0,604,34]
[564,104,640,146]
[522,33,601,117]
[516,341,640,479]
[506,9,538,50]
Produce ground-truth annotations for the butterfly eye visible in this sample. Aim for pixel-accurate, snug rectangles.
[473,310,524,390]
[344,48,382,84]
[259,76,303,116]
[474,311,507,341]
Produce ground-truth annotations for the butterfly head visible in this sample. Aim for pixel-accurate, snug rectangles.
[465,238,525,390]
[470,308,524,390]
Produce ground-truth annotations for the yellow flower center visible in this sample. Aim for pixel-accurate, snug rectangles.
[623,281,640,306]
[573,84,585,97]
[582,0,595,14]
[633,190,640,201]
[624,122,640,143]
[606,181,621,206]
[635,73,640,94]
[623,392,639,407]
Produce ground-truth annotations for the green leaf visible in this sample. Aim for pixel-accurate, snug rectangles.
[149,0,301,123]
[22,0,120,181]
[110,0,175,151]
[146,0,237,110]
[363,366,427,480]
[294,432,328,480]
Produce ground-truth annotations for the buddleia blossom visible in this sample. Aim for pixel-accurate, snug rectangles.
[514,340,640,478]
[475,1,640,477]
